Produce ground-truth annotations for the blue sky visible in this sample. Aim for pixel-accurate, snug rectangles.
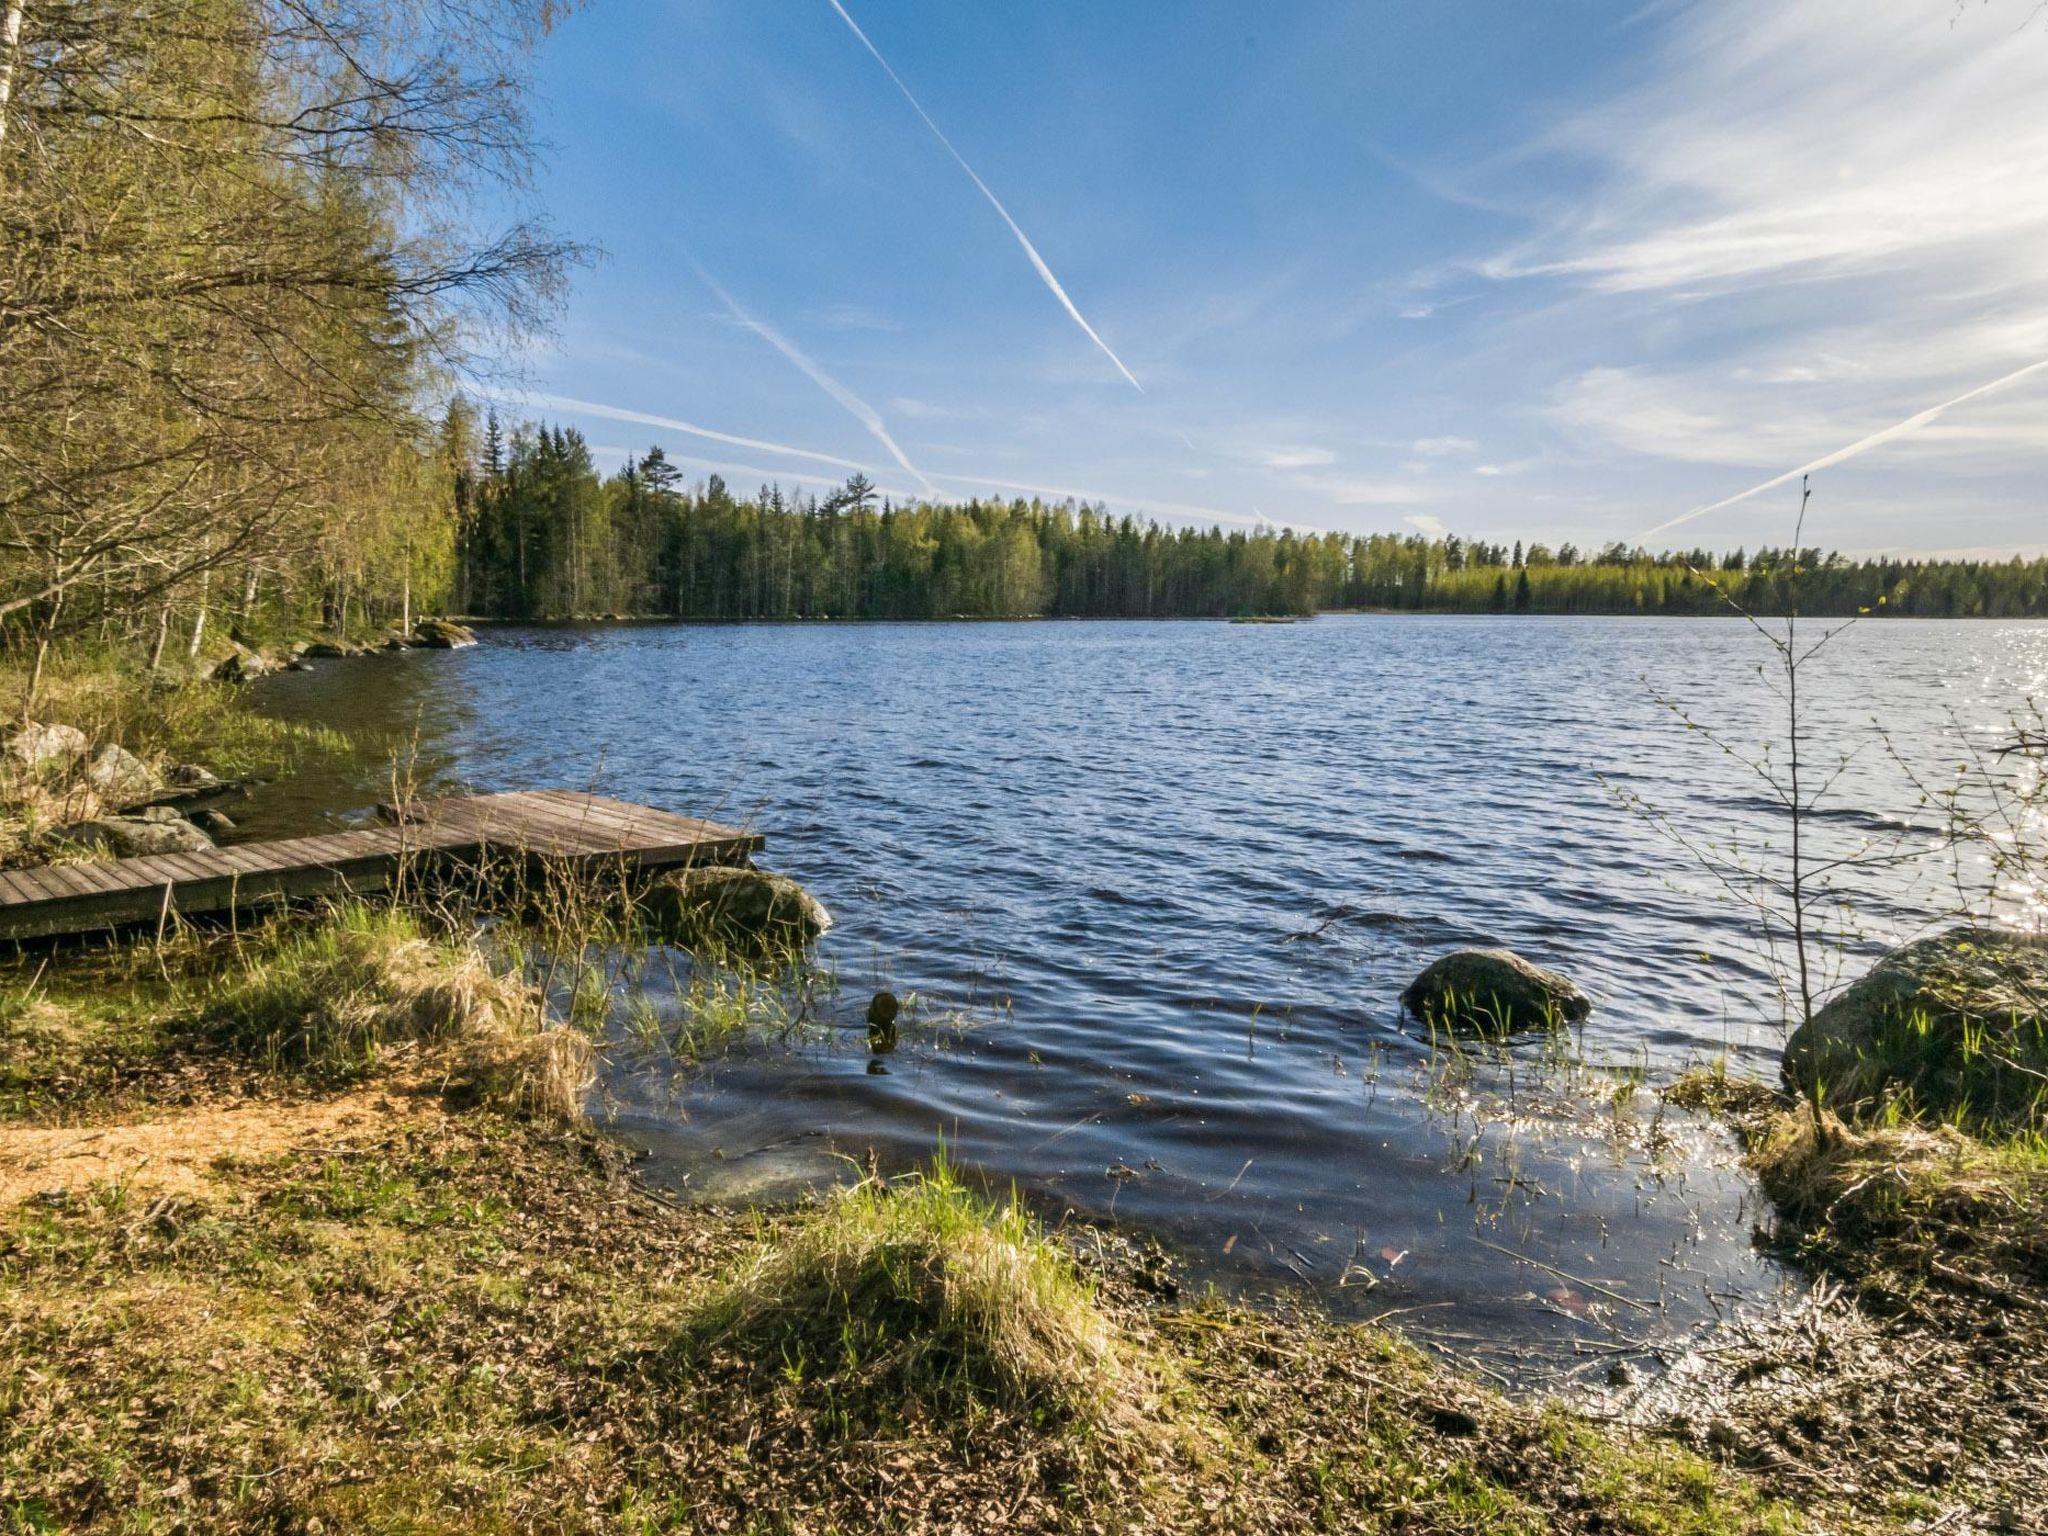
[506,0,2048,556]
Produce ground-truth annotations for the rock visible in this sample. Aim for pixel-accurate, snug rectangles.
[164,763,222,790]
[409,617,478,650]
[194,809,236,836]
[53,813,216,858]
[1401,948,1591,1035]
[379,634,413,652]
[208,645,272,682]
[866,990,900,1053]
[300,640,361,659]
[84,744,160,805]
[642,864,832,955]
[4,722,88,771]
[1783,925,2048,1128]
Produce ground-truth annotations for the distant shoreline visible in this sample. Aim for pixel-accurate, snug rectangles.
[441,608,2047,628]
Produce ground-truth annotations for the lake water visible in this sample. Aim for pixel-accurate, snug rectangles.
[245,615,2048,1379]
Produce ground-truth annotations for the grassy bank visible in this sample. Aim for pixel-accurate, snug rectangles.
[1,917,1808,1533]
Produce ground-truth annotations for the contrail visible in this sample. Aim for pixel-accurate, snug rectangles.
[824,0,1145,393]
[1637,356,2048,543]
[691,261,936,496]
[523,393,870,474]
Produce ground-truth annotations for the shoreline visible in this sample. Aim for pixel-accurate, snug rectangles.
[3,648,2044,1531]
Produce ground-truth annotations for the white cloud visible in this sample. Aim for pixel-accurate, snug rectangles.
[1294,473,1439,507]
[1411,436,1478,457]
[1251,445,1338,469]
[1404,514,1450,536]
[1468,0,2048,545]
[1489,4,2048,299]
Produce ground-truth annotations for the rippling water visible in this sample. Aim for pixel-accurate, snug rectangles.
[244,615,2048,1375]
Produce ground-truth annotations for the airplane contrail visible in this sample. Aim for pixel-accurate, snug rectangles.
[691,261,936,496]
[1637,356,2048,543]
[824,0,1145,394]
[523,393,871,474]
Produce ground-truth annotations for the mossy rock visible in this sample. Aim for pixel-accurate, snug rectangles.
[1401,948,1590,1036]
[1784,926,2048,1130]
[643,864,831,956]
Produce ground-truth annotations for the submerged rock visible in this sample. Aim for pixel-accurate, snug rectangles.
[5,722,88,771]
[1784,925,2048,1129]
[409,618,479,650]
[1401,948,1590,1035]
[643,864,831,955]
[84,744,159,805]
[54,812,216,858]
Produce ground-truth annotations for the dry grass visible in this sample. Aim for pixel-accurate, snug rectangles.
[197,904,593,1123]
[1749,1103,2048,1291]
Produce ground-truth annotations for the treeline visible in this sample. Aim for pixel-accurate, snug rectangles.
[457,427,2048,621]
[0,0,572,705]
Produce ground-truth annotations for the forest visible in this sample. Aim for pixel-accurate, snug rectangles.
[454,423,2048,622]
[0,0,572,706]
[1,0,2042,696]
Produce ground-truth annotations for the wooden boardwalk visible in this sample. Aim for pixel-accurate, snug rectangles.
[0,790,762,942]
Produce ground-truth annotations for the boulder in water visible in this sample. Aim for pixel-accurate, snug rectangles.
[1784,925,2048,1129]
[301,640,363,659]
[208,645,273,683]
[643,864,831,955]
[54,812,216,858]
[1401,948,1590,1035]
[409,618,479,650]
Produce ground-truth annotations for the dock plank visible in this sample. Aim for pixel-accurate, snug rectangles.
[0,790,767,941]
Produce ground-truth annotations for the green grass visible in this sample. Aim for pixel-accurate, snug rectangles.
[680,1153,1124,1433]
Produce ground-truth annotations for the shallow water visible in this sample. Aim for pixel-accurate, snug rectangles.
[244,615,2048,1376]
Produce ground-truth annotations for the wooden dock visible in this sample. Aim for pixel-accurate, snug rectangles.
[0,790,762,942]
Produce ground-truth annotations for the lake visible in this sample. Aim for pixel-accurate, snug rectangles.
[244,614,2048,1380]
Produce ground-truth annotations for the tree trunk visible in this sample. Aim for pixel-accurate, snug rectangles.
[186,568,210,658]
[0,2,26,153]
[148,603,171,673]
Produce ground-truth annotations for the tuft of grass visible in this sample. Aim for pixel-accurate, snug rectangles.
[192,904,593,1121]
[1749,1101,2048,1290]
[680,1154,1126,1432]
[1664,1061,1783,1124]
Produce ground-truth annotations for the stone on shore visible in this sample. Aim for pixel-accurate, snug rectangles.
[55,811,217,858]
[4,722,88,772]
[1784,925,2048,1129]
[84,744,160,805]
[643,864,831,955]
[301,640,363,659]
[1401,948,1590,1035]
